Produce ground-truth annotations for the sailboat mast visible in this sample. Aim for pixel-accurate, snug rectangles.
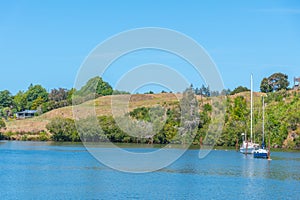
[262,96,265,143]
[250,74,253,143]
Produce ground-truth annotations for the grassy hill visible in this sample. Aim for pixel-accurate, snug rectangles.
[3,93,181,134]
[1,91,300,149]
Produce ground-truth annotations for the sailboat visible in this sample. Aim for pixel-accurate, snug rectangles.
[253,96,269,159]
[240,74,259,154]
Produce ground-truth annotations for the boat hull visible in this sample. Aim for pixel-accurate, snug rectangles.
[239,141,258,154]
[253,149,268,159]
[240,147,255,154]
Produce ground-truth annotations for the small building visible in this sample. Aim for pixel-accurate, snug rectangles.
[16,110,37,119]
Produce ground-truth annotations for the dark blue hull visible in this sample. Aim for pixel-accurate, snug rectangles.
[253,152,268,159]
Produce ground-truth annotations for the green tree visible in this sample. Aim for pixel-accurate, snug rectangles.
[25,84,48,109]
[0,118,5,139]
[0,118,5,129]
[49,88,68,102]
[46,118,80,142]
[112,90,130,95]
[96,78,113,96]
[260,78,272,93]
[1,107,12,119]
[196,84,210,97]
[232,96,248,121]
[179,87,199,144]
[67,88,76,103]
[220,89,231,96]
[31,96,45,110]
[13,91,27,111]
[261,73,289,93]
[129,107,151,121]
[144,91,154,94]
[230,86,250,95]
[77,76,113,96]
[268,72,289,91]
[0,90,14,109]
[76,116,106,142]
[220,96,249,146]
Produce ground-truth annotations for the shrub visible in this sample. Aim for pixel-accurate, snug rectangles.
[0,118,6,129]
[39,131,50,141]
[46,118,80,142]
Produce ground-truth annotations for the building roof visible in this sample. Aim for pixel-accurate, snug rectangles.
[16,110,37,114]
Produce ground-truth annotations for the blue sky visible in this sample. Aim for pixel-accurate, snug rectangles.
[0,0,299,94]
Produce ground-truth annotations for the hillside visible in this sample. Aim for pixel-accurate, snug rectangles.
[2,90,300,149]
[3,93,181,134]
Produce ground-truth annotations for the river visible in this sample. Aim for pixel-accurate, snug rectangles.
[0,141,299,199]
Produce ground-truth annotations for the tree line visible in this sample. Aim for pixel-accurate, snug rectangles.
[0,76,123,119]
[0,72,292,119]
[193,72,291,97]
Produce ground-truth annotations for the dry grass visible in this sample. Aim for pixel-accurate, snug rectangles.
[5,93,181,133]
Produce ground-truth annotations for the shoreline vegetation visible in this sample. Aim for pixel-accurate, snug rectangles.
[1,73,300,150]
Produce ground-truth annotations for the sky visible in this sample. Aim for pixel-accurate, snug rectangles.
[0,0,299,94]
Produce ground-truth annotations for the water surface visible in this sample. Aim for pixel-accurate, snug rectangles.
[0,141,299,199]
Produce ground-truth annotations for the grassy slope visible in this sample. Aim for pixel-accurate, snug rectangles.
[4,93,182,133]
